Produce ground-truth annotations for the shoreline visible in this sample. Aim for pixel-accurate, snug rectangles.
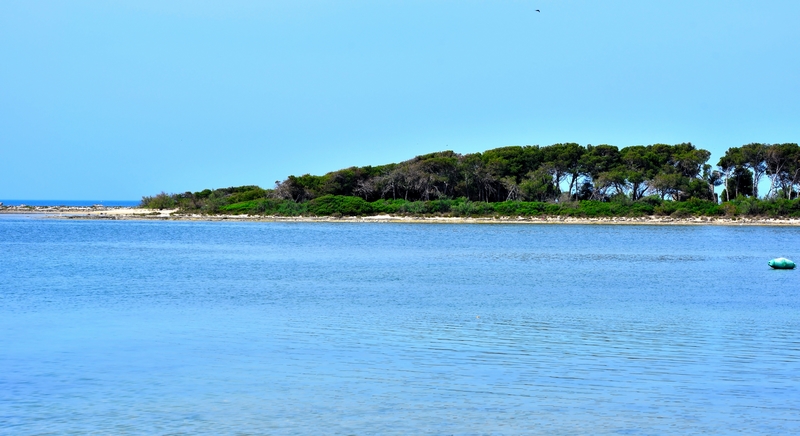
[4,206,800,226]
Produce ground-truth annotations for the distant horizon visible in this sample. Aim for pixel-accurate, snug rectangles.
[0,200,140,207]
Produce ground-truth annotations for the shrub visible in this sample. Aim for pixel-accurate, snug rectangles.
[141,192,177,209]
[452,199,493,216]
[370,199,405,214]
[308,195,373,216]
[654,202,678,216]
[221,200,260,214]
[493,201,548,216]
[671,209,692,218]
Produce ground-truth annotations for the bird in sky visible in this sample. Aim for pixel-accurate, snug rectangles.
[535,9,540,12]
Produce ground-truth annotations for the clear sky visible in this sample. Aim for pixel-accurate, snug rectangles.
[2,0,799,200]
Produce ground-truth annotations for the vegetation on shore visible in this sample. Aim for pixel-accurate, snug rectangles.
[141,142,800,218]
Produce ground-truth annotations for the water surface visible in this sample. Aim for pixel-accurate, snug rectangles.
[0,200,139,207]
[1,217,799,434]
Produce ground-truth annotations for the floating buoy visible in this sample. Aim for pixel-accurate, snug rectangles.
[769,258,796,269]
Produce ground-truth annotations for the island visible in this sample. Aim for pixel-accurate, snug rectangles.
[6,141,798,224]
[133,142,800,220]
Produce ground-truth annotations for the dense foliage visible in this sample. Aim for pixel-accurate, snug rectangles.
[193,196,800,218]
[141,185,269,213]
[141,142,800,217]
[270,143,719,203]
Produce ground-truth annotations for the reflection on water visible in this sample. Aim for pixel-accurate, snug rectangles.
[1,218,799,434]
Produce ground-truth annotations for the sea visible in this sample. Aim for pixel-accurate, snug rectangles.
[0,200,140,207]
[1,215,799,434]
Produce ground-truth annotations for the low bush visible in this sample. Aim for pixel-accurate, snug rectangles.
[308,195,373,216]
[183,194,800,219]
[141,192,177,209]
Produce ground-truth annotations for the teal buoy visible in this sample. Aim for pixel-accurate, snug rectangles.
[768,257,796,269]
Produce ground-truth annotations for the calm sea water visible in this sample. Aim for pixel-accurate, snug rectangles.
[1,216,799,434]
[0,200,139,207]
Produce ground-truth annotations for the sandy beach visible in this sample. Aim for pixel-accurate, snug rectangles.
[3,205,800,226]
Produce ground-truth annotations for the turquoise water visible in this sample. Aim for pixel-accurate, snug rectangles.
[1,216,799,434]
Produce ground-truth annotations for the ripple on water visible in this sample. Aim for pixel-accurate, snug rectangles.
[1,219,799,434]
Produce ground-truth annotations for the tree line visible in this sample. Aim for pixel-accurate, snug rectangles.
[142,142,800,215]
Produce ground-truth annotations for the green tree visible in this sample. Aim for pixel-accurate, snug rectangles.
[739,143,768,198]
[579,144,620,199]
[520,168,558,201]
[619,145,658,200]
[650,173,685,200]
[724,166,754,199]
[717,147,744,201]
[543,143,584,197]
[766,143,800,198]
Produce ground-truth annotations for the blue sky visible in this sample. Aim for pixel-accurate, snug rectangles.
[2,0,799,200]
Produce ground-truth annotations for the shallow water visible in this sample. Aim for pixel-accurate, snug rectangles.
[1,216,799,434]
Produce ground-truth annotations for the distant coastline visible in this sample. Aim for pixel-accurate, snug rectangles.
[0,200,139,207]
[138,142,800,223]
[9,141,800,224]
[5,205,800,226]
